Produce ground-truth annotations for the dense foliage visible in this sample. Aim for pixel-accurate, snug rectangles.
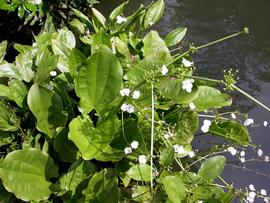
[0,0,269,202]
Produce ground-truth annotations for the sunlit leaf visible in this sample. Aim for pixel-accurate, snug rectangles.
[128,164,151,182]
[8,79,28,108]
[109,0,129,21]
[143,0,164,28]
[159,146,174,167]
[0,104,19,132]
[165,27,187,47]
[0,40,7,62]
[163,175,186,202]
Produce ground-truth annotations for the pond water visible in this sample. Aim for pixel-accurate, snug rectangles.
[98,0,270,199]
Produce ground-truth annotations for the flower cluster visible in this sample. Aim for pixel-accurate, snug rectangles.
[201,119,212,133]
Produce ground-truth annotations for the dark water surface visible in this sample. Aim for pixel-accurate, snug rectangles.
[99,0,270,199]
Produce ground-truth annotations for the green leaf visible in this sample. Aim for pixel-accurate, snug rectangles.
[72,8,92,29]
[159,78,199,104]
[109,0,129,21]
[84,168,120,203]
[75,45,123,114]
[143,0,164,28]
[95,145,124,162]
[222,188,235,203]
[91,8,106,28]
[0,62,21,79]
[0,104,19,132]
[128,164,151,182]
[17,5,25,19]
[192,86,232,111]
[68,115,119,160]
[0,148,58,201]
[8,79,28,108]
[34,46,59,84]
[60,159,96,197]
[209,120,250,146]
[164,27,187,47]
[53,128,78,163]
[0,40,7,62]
[27,84,67,137]
[142,30,170,60]
[163,175,186,202]
[69,18,85,34]
[198,156,226,181]
[57,28,76,48]
[159,146,174,167]
[15,53,34,82]
[0,84,11,99]
[91,31,112,53]
[131,185,151,202]
[0,131,14,147]
[68,48,87,77]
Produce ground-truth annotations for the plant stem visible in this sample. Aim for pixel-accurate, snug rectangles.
[150,82,154,193]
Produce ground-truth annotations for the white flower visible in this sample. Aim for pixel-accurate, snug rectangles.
[264,121,268,127]
[240,150,245,157]
[126,104,135,113]
[188,151,195,158]
[182,58,194,67]
[121,103,128,111]
[189,102,196,110]
[116,15,126,24]
[182,79,195,93]
[247,196,254,203]
[50,71,57,77]
[227,147,237,156]
[264,156,269,162]
[31,0,42,5]
[240,157,245,163]
[261,189,267,196]
[132,90,141,99]
[258,149,263,157]
[124,147,132,154]
[244,118,254,126]
[231,113,236,119]
[161,64,168,75]
[164,131,173,139]
[173,144,185,154]
[201,119,211,133]
[249,184,256,191]
[149,21,153,26]
[138,155,147,164]
[248,191,256,198]
[131,140,139,149]
[264,198,269,203]
[120,88,130,97]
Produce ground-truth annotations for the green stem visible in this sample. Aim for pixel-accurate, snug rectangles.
[150,82,154,193]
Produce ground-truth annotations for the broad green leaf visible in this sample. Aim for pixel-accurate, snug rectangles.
[60,159,96,197]
[0,84,11,99]
[0,62,21,79]
[84,168,120,202]
[0,40,7,62]
[132,185,151,202]
[128,164,151,181]
[34,47,59,84]
[68,48,87,77]
[68,115,119,160]
[198,156,226,181]
[163,175,186,202]
[192,86,232,111]
[0,131,14,147]
[165,27,187,47]
[53,128,78,163]
[8,79,28,108]
[159,78,199,104]
[142,30,170,60]
[0,104,19,131]
[75,45,123,114]
[191,186,223,200]
[91,31,112,53]
[173,110,199,144]
[17,5,25,19]
[159,146,174,167]
[14,44,33,54]
[72,8,92,29]
[91,8,106,28]
[15,53,34,82]
[143,0,164,28]
[27,84,67,137]
[0,148,58,201]
[112,37,130,57]
[209,120,250,146]
[69,18,85,34]
[109,0,129,21]
[57,28,76,48]
[95,145,124,162]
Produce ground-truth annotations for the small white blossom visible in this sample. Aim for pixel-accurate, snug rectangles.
[124,147,132,154]
[240,157,246,163]
[264,156,269,162]
[126,104,135,113]
[161,64,168,75]
[249,191,256,199]
[231,113,236,119]
[198,201,203,203]
[138,155,147,164]
[244,118,254,126]
[182,58,194,67]
[189,102,196,110]
[173,144,185,154]
[131,140,139,149]
[201,119,211,133]
[264,198,269,203]
[31,0,42,5]
[261,189,267,196]
[249,184,256,191]
[182,79,195,93]
[50,71,57,77]
[149,21,153,26]
[132,90,141,99]
[120,88,130,97]
[188,151,195,158]
[164,131,173,139]
[121,103,128,111]
[264,121,268,127]
[116,15,126,24]
[227,147,237,156]
[258,149,263,157]
[247,196,254,203]
[240,150,245,157]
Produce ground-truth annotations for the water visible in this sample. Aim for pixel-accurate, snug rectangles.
[99,0,270,200]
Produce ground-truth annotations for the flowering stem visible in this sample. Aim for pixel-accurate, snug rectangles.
[150,82,155,193]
